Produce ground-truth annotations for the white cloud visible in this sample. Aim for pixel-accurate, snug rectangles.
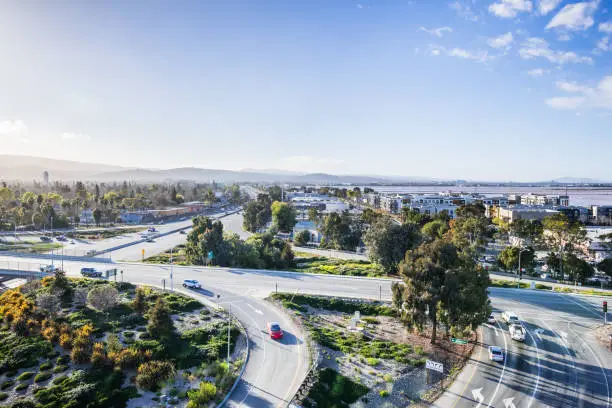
[600,21,612,33]
[357,3,363,9]
[518,37,593,64]
[546,96,586,109]
[489,0,533,18]
[428,45,493,63]
[599,36,611,51]
[547,75,612,110]
[538,0,563,15]
[0,119,28,135]
[527,68,549,77]
[418,26,453,38]
[449,1,480,21]
[546,1,599,31]
[488,32,514,48]
[61,132,91,141]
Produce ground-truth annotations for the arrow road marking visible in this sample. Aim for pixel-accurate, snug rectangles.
[503,397,516,408]
[534,328,544,342]
[246,303,263,315]
[472,388,484,407]
[559,330,568,341]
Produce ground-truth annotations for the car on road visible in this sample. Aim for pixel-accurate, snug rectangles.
[40,265,61,273]
[267,322,283,340]
[501,311,520,325]
[487,314,496,325]
[56,235,67,241]
[80,267,103,278]
[86,250,97,256]
[148,227,157,233]
[146,238,155,242]
[182,279,201,289]
[179,230,187,234]
[40,236,52,242]
[509,323,526,341]
[488,346,504,362]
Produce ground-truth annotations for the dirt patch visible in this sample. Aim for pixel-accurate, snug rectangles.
[592,324,612,349]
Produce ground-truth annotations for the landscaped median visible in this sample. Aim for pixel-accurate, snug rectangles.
[268,293,476,408]
[0,271,247,408]
[489,279,612,297]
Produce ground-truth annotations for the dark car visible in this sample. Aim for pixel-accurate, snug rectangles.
[80,267,102,278]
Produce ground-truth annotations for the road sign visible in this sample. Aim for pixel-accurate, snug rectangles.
[451,338,468,345]
[425,359,443,373]
[105,268,117,279]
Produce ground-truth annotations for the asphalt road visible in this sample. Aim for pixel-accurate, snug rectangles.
[1,252,610,407]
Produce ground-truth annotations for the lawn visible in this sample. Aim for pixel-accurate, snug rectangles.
[68,227,147,240]
[0,241,63,254]
[0,274,244,408]
[292,255,385,277]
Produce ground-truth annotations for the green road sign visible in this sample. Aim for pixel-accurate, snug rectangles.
[451,338,468,345]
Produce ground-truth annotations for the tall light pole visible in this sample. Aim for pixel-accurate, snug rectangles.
[170,247,174,291]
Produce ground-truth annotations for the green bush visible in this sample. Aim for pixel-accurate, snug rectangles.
[52,374,69,385]
[39,362,53,371]
[56,355,70,365]
[53,364,68,373]
[0,392,7,401]
[16,371,35,381]
[271,293,395,316]
[0,379,14,390]
[379,390,389,397]
[383,374,393,383]
[365,358,379,366]
[123,331,135,338]
[304,368,369,408]
[34,372,52,383]
[187,381,217,407]
[135,360,176,390]
[15,382,29,391]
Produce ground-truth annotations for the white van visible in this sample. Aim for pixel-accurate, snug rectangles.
[501,311,520,325]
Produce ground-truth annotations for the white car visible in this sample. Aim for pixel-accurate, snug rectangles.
[487,314,496,325]
[509,324,526,341]
[182,279,201,289]
[488,346,504,362]
[501,311,520,325]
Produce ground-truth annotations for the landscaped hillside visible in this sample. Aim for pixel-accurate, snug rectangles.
[0,272,244,408]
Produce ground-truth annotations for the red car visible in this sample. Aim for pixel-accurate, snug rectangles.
[267,322,283,340]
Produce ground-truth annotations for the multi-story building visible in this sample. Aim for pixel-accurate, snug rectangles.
[380,195,402,214]
[520,194,569,207]
[497,206,559,222]
[592,205,612,225]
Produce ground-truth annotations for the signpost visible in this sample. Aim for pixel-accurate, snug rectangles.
[451,338,468,345]
[425,359,443,385]
[105,268,117,280]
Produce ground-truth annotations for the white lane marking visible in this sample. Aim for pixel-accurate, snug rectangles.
[503,397,516,408]
[472,388,484,407]
[534,328,544,342]
[567,323,610,408]
[229,303,267,408]
[486,321,508,408]
[540,319,579,404]
[524,325,542,408]
[246,303,263,315]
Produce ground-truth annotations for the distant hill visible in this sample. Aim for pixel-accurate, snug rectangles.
[0,155,129,181]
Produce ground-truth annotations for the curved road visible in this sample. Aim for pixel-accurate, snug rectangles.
[0,263,610,407]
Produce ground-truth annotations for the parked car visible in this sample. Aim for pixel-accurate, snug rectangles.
[267,322,283,340]
[509,324,526,341]
[488,346,504,362]
[40,265,61,273]
[40,236,52,242]
[80,267,102,278]
[487,314,496,325]
[182,279,201,289]
[501,311,520,325]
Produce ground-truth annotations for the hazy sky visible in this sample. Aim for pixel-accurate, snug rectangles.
[1,0,611,181]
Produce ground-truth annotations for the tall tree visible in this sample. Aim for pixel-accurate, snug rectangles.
[320,211,363,251]
[364,218,421,274]
[542,214,587,280]
[242,194,272,233]
[271,201,297,233]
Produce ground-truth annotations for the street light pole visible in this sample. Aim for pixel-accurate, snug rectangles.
[227,303,231,363]
[170,247,174,291]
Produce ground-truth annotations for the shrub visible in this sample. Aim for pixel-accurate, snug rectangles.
[39,361,52,371]
[133,287,147,314]
[16,372,34,381]
[53,364,68,373]
[34,372,51,383]
[15,382,29,391]
[52,374,69,385]
[379,390,389,397]
[147,298,174,340]
[124,331,135,338]
[187,381,217,407]
[135,360,176,390]
[91,342,110,367]
[365,358,379,366]
[383,374,393,383]
[59,333,72,349]
[1,380,14,390]
[56,355,70,365]
[0,392,7,401]
[87,285,119,312]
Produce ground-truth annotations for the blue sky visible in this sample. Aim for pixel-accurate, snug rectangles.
[0,0,611,181]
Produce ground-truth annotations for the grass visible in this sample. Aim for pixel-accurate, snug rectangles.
[302,368,369,408]
[0,242,63,254]
[143,245,188,265]
[490,280,612,296]
[270,293,395,317]
[69,227,147,240]
[292,255,385,277]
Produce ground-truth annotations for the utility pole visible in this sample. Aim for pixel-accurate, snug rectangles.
[170,247,174,291]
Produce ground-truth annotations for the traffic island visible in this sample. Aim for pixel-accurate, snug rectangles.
[269,293,477,408]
